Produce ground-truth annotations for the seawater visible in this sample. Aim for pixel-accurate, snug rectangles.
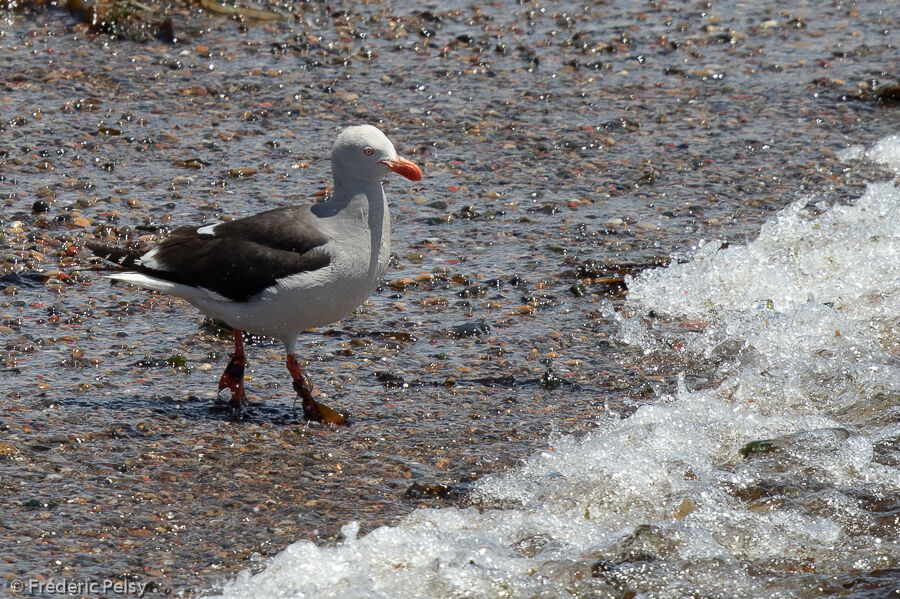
[207,134,899,598]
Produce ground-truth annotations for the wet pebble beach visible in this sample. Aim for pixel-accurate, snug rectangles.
[0,0,897,596]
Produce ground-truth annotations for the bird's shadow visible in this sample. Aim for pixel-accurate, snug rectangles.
[59,393,312,426]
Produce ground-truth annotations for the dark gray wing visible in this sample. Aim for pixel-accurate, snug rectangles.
[90,205,331,302]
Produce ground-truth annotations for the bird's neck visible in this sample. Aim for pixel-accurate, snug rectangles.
[312,179,387,229]
[319,178,391,280]
[314,179,385,217]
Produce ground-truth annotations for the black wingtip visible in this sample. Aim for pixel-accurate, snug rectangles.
[85,240,143,268]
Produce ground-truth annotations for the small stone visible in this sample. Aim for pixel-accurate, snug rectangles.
[156,17,177,43]
[674,497,696,520]
[873,82,900,104]
[448,322,490,338]
[740,439,778,458]
[388,278,415,291]
[0,442,20,456]
[539,368,563,390]
[32,199,50,213]
[166,355,187,368]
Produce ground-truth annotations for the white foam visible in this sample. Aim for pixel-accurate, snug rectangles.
[207,133,900,599]
[838,133,900,171]
[866,133,900,172]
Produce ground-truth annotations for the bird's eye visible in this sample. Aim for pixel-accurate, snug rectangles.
[363,147,375,156]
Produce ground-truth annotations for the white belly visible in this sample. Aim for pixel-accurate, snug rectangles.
[226,268,378,338]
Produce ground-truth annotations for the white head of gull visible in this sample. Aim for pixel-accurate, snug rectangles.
[87,124,422,425]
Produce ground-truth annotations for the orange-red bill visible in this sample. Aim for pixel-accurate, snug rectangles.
[381,156,422,181]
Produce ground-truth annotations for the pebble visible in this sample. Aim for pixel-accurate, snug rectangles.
[0,442,20,456]
[674,497,697,520]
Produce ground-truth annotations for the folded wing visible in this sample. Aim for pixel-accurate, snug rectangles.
[89,206,332,302]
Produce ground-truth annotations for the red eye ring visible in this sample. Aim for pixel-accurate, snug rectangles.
[363,147,375,156]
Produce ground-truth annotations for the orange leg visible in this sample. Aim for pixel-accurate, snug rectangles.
[286,354,346,426]
[218,328,246,408]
